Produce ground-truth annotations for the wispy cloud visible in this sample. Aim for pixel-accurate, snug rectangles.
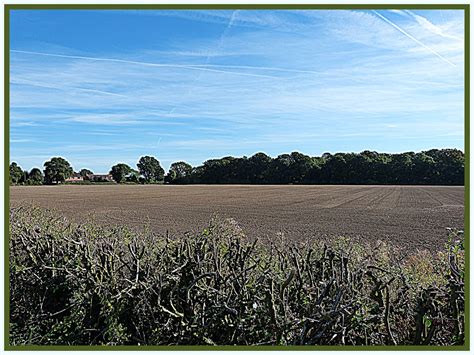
[11,49,279,79]
[372,10,456,67]
[10,9,464,172]
[67,113,141,125]
[121,9,309,33]
[387,10,409,17]
[167,9,240,115]
[12,121,40,127]
[11,138,34,143]
[12,78,127,97]
[405,10,463,42]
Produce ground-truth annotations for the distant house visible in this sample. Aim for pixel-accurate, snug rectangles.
[65,173,84,183]
[88,174,115,182]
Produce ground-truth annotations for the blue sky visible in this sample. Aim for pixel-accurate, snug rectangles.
[10,9,464,173]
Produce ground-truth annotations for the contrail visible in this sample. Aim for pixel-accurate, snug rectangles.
[167,10,239,115]
[193,64,322,75]
[11,49,278,79]
[199,11,239,70]
[372,10,456,67]
[13,49,321,76]
[405,10,462,42]
[218,10,238,50]
[11,78,127,97]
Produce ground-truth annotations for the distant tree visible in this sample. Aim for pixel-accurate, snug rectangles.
[126,170,140,183]
[9,162,23,185]
[304,157,324,184]
[389,153,414,184]
[165,170,177,184]
[268,154,294,184]
[321,152,332,160]
[137,156,165,183]
[248,153,272,183]
[226,157,250,184]
[425,149,464,185]
[110,163,133,183]
[17,149,465,187]
[199,157,233,184]
[165,161,193,184]
[188,166,205,184]
[43,157,73,184]
[28,168,44,185]
[360,151,384,183]
[19,170,29,184]
[320,154,348,184]
[79,169,93,179]
[289,152,314,184]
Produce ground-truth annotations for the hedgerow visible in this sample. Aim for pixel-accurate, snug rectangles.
[9,206,464,346]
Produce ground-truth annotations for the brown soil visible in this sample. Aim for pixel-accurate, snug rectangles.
[10,185,465,251]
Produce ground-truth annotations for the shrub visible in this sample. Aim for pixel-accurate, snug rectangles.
[9,206,464,346]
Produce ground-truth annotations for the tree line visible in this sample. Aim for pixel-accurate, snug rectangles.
[9,148,464,186]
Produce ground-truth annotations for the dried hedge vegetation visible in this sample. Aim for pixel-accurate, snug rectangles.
[9,206,465,346]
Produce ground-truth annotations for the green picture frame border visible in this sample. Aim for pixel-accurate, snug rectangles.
[3,3,470,351]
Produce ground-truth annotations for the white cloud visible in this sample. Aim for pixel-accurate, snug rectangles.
[10,9,464,171]
[372,10,456,67]
[405,10,463,42]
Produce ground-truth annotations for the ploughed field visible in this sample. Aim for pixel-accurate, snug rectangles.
[10,185,464,251]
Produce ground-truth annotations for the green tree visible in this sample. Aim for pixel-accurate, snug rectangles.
[9,162,23,185]
[425,149,464,185]
[28,168,44,185]
[200,157,234,183]
[288,152,314,184]
[110,163,133,183]
[304,157,324,184]
[412,152,436,184]
[165,169,177,184]
[43,157,73,184]
[20,170,30,184]
[188,166,205,184]
[268,154,294,183]
[79,168,93,179]
[137,156,165,183]
[166,161,193,184]
[320,154,348,184]
[389,153,414,184]
[126,169,140,183]
[248,153,272,183]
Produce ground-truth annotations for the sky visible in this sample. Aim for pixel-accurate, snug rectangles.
[10,9,465,173]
